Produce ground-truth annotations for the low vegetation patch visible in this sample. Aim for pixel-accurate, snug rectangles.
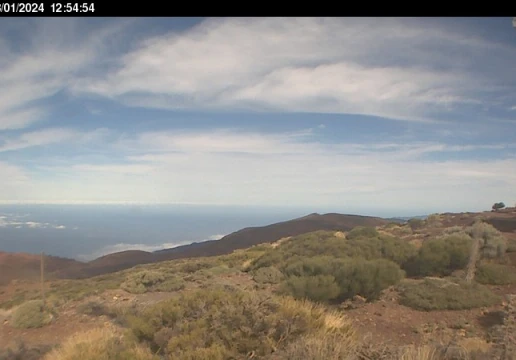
[47,276,122,305]
[0,342,53,360]
[126,287,355,359]
[408,218,426,231]
[250,228,417,271]
[506,238,516,253]
[345,226,379,240]
[398,278,501,311]
[280,258,405,303]
[43,326,158,360]
[120,270,167,294]
[11,300,54,329]
[252,266,284,284]
[475,263,516,285]
[404,234,472,277]
[78,301,108,317]
[274,332,357,359]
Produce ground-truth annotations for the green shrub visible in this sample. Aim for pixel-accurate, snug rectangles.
[177,260,218,274]
[345,226,379,240]
[475,263,516,285]
[404,234,472,277]
[78,301,107,317]
[507,238,516,253]
[11,300,53,329]
[152,277,185,292]
[398,278,501,311]
[441,226,465,235]
[252,266,284,284]
[0,342,53,360]
[0,293,27,310]
[426,214,442,227]
[278,256,403,303]
[332,259,405,301]
[281,275,341,302]
[282,256,337,277]
[121,271,165,294]
[251,231,416,273]
[465,221,507,258]
[408,218,426,230]
[127,287,354,359]
[385,222,401,229]
[47,277,122,305]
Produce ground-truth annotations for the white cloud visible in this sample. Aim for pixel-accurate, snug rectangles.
[0,214,66,229]
[3,129,514,213]
[0,18,137,131]
[208,234,225,240]
[0,128,78,152]
[77,240,195,261]
[0,127,113,153]
[71,17,516,122]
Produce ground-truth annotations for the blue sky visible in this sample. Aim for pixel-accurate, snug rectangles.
[1,17,516,214]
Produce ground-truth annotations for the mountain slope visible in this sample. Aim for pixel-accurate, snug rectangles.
[154,213,389,258]
[0,252,83,285]
[56,213,389,279]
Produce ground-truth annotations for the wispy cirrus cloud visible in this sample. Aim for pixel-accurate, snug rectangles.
[0,18,515,213]
[71,17,516,123]
[0,18,137,131]
[0,127,114,153]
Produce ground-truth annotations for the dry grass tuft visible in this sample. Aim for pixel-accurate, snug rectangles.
[398,344,440,360]
[43,325,158,360]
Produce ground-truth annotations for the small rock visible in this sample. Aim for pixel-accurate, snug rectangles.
[113,296,118,301]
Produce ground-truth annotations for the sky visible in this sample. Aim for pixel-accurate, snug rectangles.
[1,17,516,215]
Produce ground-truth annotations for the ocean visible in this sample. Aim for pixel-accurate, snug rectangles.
[0,204,311,261]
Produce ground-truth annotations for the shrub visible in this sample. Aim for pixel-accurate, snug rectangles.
[404,234,472,277]
[0,342,53,360]
[78,301,107,317]
[177,259,218,274]
[11,300,53,329]
[127,287,354,359]
[251,231,416,273]
[475,263,516,285]
[42,327,158,360]
[275,332,357,360]
[346,226,379,240]
[408,218,426,231]
[465,221,507,258]
[426,214,442,227]
[332,259,405,301]
[282,256,337,277]
[121,271,165,294]
[442,226,465,235]
[281,275,341,303]
[152,277,185,292]
[252,266,284,284]
[398,278,501,311]
[507,238,516,253]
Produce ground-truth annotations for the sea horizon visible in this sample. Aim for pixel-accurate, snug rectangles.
[0,203,432,261]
